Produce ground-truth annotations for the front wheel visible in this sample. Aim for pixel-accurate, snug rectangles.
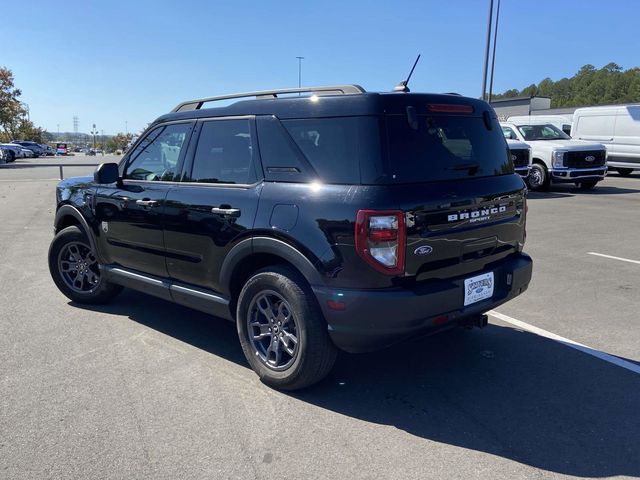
[237,266,337,390]
[577,181,598,190]
[528,163,550,191]
[48,225,122,304]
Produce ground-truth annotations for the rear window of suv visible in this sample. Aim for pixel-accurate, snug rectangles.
[382,114,512,183]
[279,114,510,185]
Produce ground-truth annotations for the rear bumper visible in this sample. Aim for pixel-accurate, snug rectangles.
[550,167,607,183]
[313,253,533,353]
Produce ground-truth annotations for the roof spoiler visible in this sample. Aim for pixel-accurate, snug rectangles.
[171,85,366,113]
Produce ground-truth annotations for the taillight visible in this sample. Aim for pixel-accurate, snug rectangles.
[355,210,405,275]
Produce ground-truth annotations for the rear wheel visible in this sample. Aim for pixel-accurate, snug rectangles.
[48,226,122,304]
[528,163,549,191]
[236,266,337,390]
[7,150,15,162]
[577,180,598,190]
[616,168,633,177]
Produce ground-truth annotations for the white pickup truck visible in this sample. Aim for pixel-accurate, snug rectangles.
[500,122,607,190]
[505,139,531,180]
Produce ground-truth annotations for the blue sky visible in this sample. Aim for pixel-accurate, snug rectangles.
[3,0,640,135]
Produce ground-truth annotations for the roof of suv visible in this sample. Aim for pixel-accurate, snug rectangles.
[154,85,493,127]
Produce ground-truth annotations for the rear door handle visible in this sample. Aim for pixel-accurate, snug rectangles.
[211,206,241,217]
[136,199,158,207]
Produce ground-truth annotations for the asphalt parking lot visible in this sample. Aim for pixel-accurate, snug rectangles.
[1,159,639,479]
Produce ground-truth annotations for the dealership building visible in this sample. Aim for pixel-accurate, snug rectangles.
[490,96,578,121]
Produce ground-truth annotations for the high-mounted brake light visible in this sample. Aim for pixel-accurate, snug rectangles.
[355,210,405,275]
[427,103,474,114]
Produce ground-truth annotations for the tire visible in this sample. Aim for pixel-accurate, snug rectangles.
[528,163,550,191]
[7,150,15,163]
[616,168,633,177]
[236,265,337,391]
[577,181,598,190]
[48,225,122,304]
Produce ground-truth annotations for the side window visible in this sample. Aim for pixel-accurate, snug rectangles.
[256,116,313,182]
[125,123,191,181]
[501,126,517,140]
[190,119,257,184]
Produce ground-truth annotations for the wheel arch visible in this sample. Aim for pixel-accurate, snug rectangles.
[54,205,99,256]
[221,236,324,316]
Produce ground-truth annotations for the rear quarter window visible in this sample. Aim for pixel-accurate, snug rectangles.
[281,117,381,184]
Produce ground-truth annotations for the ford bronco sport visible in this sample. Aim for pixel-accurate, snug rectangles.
[48,85,533,390]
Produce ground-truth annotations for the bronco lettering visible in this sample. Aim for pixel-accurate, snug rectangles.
[448,205,507,222]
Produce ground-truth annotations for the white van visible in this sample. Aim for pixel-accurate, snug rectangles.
[572,105,640,176]
[508,115,573,136]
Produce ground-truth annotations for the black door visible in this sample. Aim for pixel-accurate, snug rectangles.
[163,117,261,292]
[94,122,194,277]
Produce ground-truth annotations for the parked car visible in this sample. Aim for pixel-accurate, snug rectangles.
[39,144,54,156]
[571,105,640,176]
[0,147,6,164]
[0,143,24,162]
[501,121,607,190]
[12,141,45,157]
[48,85,532,390]
[508,115,574,136]
[506,139,532,180]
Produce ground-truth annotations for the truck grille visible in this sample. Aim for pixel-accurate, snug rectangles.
[510,149,529,168]
[565,150,606,168]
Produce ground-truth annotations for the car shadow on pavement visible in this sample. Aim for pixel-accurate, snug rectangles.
[74,291,640,478]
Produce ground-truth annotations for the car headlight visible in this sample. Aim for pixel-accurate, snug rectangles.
[552,150,566,168]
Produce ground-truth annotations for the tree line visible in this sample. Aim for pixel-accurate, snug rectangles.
[0,67,47,143]
[491,63,640,107]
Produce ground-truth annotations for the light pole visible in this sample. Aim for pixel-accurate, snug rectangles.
[488,0,501,102]
[296,56,304,92]
[481,0,494,101]
[91,124,98,151]
[101,130,105,155]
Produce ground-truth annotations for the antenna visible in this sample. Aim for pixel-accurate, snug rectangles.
[394,54,421,93]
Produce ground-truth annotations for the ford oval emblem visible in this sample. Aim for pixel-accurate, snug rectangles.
[414,245,433,255]
[585,155,595,162]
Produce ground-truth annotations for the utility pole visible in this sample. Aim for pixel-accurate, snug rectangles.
[488,0,501,102]
[296,56,304,93]
[481,0,494,101]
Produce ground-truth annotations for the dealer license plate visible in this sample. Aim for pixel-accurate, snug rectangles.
[464,272,494,306]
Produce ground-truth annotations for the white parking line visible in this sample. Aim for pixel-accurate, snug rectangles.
[587,252,640,265]
[488,310,640,375]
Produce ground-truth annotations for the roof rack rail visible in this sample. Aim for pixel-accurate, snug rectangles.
[171,84,366,113]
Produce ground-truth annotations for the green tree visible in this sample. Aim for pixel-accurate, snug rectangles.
[0,67,26,141]
[491,63,640,107]
[0,67,48,142]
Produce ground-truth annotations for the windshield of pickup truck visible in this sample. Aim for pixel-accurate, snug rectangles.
[517,124,571,141]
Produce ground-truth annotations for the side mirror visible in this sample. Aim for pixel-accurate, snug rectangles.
[94,163,120,184]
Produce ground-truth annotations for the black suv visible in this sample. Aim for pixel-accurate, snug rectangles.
[48,85,532,390]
